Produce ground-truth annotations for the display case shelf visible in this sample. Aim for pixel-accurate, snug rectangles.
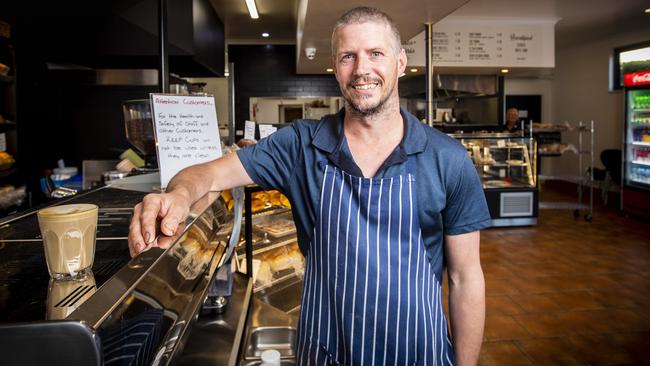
[452,132,538,226]
[631,160,650,167]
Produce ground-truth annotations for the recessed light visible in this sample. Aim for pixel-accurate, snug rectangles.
[501,68,509,74]
[262,32,269,38]
[326,68,334,72]
[224,72,230,77]
[410,68,418,73]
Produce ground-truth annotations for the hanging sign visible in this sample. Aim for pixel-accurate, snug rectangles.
[151,94,222,190]
[403,17,557,68]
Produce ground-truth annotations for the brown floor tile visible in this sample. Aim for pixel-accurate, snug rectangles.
[509,293,563,313]
[545,290,606,310]
[479,341,533,366]
[575,274,622,290]
[513,313,570,337]
[588,288,642,308]
[555,309,650,334]
[568,334,635,365]
[484,314,530,341]
[485,275,521,296]
[485,296,526,316]
[474,184,650,364]
[609,332,650,365]
[517,338,587,365]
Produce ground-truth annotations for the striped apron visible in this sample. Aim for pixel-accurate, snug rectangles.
[296,159,456,365]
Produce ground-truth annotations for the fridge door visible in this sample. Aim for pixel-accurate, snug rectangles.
[625,88,650,188]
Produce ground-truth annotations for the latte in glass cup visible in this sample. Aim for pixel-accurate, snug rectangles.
[37,204,98,280]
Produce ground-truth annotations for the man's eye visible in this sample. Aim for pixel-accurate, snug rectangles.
[342,54,354,61]
[372,51,382,57]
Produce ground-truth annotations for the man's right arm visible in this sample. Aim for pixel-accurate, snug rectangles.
[128,152,253,256]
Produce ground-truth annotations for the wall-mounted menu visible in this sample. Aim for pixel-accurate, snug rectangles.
[403,17,557,68]
[151,94,222,190]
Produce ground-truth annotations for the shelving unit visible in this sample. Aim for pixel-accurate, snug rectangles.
[0,20,26,216]
[536,121,595,221]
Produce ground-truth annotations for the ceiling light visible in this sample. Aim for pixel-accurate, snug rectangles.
[645,8,650,13]
[410,68,418,73]
[326,68,333,72]
[262,32,269,38]
[224,72,230,77]
[245,0,259,19]
[500,68,509,74]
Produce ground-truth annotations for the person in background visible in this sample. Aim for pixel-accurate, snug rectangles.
[128,6,490,365]
[504,107,521,132]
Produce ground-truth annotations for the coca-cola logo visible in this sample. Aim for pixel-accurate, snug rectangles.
[632,73,650,83]
[624,71,650,86]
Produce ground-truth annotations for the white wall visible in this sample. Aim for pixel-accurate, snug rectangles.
[547,30,649,177]
[504,26,650,178]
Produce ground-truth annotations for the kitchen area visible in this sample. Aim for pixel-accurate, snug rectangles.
[1,0,650,365]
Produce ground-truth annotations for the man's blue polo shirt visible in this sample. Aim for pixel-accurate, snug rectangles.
[237,108,491,269]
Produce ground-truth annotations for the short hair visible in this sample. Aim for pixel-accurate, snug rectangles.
[331,7,402,59]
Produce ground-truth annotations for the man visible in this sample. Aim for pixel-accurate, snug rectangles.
[504,107,520,132]
[129,7,490,365]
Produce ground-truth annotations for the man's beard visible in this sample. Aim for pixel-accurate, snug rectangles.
[343,78,394,117]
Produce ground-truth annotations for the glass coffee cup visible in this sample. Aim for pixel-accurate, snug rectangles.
[37,204,98,280]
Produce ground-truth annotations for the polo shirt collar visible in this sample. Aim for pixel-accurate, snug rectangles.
[311,107,428,155]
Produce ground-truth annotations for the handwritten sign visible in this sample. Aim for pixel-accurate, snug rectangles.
[258,124,277,139]
[244,120,256,140]
[151,94,222,190]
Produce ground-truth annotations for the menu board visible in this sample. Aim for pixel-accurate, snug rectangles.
[151,94,222,190]
[403,17,556,68]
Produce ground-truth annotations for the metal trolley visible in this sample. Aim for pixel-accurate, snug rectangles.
[537,120,595,222]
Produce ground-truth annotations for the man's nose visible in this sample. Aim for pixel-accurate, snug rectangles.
[353,54,370,76]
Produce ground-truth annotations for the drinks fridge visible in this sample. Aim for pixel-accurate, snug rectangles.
[620,43,650,218]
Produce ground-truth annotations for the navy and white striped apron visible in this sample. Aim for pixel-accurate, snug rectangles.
[296,158,455,365]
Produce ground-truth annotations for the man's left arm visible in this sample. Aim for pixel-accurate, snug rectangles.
[445,230,485,366]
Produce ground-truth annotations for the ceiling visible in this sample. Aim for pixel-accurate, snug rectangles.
[210,0,650,74]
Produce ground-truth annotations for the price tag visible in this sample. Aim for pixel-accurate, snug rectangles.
[258,124,277,139]
[497,140,506,148]
[244,120,256,140]
[151,94,223,190]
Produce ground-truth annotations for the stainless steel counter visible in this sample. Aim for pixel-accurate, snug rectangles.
[0,173,250,366]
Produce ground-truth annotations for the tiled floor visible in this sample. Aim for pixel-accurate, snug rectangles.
[449,185,650,365]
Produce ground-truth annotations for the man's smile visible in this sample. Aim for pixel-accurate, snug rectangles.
[351,82,378,90]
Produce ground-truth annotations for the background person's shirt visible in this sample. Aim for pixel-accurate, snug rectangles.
[237,108,491,278]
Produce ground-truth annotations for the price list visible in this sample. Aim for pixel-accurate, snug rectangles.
[426,22,550,68]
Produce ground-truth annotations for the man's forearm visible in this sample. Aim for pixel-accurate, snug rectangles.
[166,152,253,203]
[449,270,485,366]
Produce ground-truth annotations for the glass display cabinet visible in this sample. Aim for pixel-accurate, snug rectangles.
[450,132,538,227]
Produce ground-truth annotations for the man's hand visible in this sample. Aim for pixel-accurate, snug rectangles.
[128,190,191,257]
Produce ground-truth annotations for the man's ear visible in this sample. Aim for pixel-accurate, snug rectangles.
[398,48,407,75]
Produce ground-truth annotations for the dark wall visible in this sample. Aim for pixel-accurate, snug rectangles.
[15,61,156,198]
[228,45,340,140]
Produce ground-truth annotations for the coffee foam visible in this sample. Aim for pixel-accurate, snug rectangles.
[39,204,98,218]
